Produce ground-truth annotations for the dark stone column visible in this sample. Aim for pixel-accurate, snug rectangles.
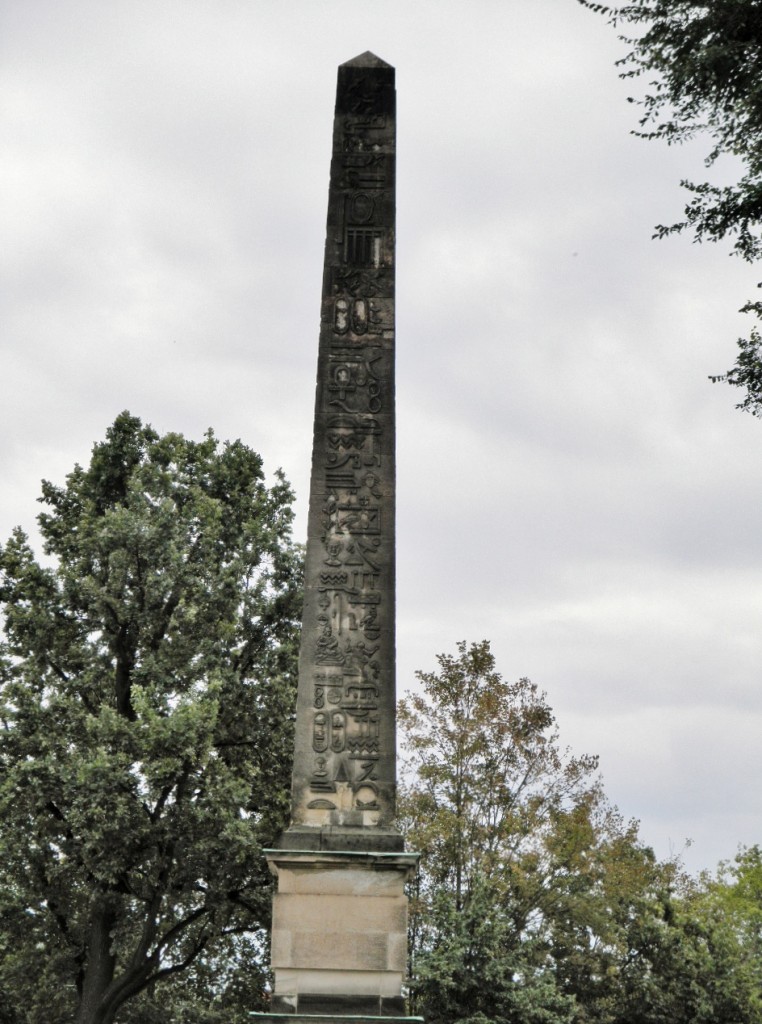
[284,52,399,851]
[262,56,418,1020]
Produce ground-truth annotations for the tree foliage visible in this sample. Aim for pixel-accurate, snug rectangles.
[578,0,762,413]
[399,640,601,910]
[0,413,302,1024]
[399,640,619,1023]
[400,640,762,1024]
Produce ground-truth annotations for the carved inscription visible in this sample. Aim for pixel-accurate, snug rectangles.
[340,153,387,190]
[296,55,395,826]
[331,266,393,299]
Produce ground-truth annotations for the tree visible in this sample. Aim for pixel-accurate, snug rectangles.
[398,640,614,1023]
[410,874,577,1024]
[399,641,762,1024]
[610,861,762,1024]
[578,0,762,414]
[0,413,302,1024]
[675,844,762,1020]
[398,639,601,901]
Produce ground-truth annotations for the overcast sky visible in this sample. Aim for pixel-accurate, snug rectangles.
[2,0,761,876]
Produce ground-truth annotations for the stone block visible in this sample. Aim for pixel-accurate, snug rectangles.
[273,966,405,998]
[276,864,406,897]
[273,892,407,935]
[269,856,410,991]
[270,928,291,966]
[386,930,408,972]
[290,931,389,971]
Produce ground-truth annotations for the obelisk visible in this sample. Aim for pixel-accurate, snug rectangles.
[264,53,418,1019]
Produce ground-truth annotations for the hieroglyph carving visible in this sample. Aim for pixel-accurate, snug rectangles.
[308,340,386,804]
[294,55,395,828]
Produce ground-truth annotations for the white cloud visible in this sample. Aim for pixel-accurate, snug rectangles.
[1,0,760,875]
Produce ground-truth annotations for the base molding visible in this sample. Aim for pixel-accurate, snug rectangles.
[252,1016,423,1024]
[270,995,410,1015]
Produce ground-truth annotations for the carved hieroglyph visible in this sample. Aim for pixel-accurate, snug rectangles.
[291,52,396,832]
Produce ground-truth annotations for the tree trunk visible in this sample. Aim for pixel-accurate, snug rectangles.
[75,901,117,1024]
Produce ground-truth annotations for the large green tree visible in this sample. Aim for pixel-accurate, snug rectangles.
[398,640,611,1023]
[609,854,762,1024]
[578,0,762,413]
[0,413,302,1024]
[399,641,762,1024]
[398,641,601,913]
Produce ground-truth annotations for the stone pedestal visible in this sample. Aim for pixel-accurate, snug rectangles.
[265,849,418,1016]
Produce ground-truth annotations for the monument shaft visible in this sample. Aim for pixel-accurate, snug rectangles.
[263,54,418,1020]
[290,52,397,840]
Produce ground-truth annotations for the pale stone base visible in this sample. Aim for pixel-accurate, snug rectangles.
[265,849,419,1016]
[252,1016,423,1024]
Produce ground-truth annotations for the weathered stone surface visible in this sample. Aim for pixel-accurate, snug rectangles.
[276,824,404,853]
[254,1015,420,1024]
[265,849,417,1014]
[273,894,407,934]
[287,51,397,841]
[271,990,408,1017]
[273,864,407,897]
[264,54,418,1020]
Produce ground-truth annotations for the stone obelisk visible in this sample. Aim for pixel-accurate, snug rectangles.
[264,53,418,1019]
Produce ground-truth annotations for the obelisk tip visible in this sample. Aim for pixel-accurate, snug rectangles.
[340,51,394,70]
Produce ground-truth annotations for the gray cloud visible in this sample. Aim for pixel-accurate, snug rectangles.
[2,0,760,875]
